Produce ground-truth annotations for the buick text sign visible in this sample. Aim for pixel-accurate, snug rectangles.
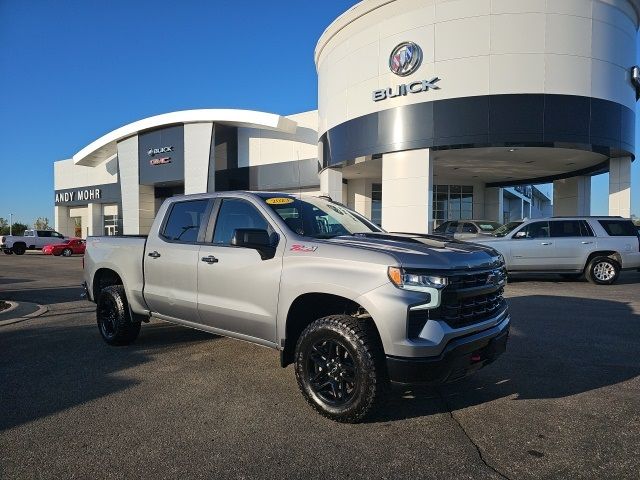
[373,77,441,102]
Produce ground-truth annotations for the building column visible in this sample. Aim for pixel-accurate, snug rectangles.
[609,157,631,218]
[553,176,591,216]
[54,206,73,237]
[484,187,503,223]
[320,168,343,203]
[347,178,372,218]
[117,135,141,234]
[381,148,432,233]
[184,122,213,194]
[87,203,102,237]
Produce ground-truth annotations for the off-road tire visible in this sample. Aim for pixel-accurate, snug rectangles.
[12,244,26,255]
[585,256,620,285]
[294,314,388,423]
[96,285,141,345]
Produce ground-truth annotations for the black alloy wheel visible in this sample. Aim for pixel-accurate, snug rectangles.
[294,315,388,423]
[96,285,141,345]
[306,338,358,405]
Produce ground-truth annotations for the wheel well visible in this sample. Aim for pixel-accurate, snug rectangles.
[281,293,379,368]
[584,251,622,270]
[13,242,26,247]
[92,268,123,301]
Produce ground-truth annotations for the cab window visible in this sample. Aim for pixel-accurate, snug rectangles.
[212,198,272,245]
[161,199,210,243]
[515,221,550,239]
[461,223,478,234]
[549,220,583,238]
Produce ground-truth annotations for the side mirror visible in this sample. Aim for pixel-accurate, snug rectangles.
[513,231,527,239]
[231,228,277,260]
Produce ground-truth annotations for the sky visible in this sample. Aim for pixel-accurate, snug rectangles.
[0,0,638,226]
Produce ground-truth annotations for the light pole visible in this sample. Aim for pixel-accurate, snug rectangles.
[9,213,12,236]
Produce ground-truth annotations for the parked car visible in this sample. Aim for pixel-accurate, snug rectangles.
[42,238,86,257]
[434,220,503,240]
[1,229,67,255]
[83,192,510,423]
[472,217,640,284]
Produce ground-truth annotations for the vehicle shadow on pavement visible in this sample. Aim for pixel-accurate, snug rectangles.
[369,294,640,423]
[0,321,217,432]
[507,270,640,286]
[0,285,85,305]
[0,278,34,286]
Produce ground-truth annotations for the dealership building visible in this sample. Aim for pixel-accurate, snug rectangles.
[55,0,639,237]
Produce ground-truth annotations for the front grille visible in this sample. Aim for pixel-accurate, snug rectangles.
[437,287,506,328]
[407,267,507,337]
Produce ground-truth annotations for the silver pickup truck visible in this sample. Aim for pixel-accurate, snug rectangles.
[83,192,510,422]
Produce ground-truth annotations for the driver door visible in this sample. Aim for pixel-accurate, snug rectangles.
[197,197,282,344]
[509,221,555,270]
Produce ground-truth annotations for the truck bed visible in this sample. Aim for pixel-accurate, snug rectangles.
[84,235,148,313]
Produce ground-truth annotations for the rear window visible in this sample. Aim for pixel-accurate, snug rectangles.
[598,220,638,237]
[161,199,209,243]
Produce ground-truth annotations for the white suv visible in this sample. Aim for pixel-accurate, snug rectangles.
[473,217,640,285]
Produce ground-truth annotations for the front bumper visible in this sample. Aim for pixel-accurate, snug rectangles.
[386,318,510,384]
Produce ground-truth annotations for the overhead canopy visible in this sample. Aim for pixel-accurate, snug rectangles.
[73,109,298,166]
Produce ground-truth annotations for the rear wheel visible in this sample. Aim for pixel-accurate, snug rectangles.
[294,315,388,423]
[12,244,25,255]
[96,285,141,345]
[585,256,620,285]
[61,248,73,257]
[3,249,12,255]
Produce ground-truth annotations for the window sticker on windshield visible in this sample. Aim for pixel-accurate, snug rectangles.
[290,244,318,252]
[266,197,294,205]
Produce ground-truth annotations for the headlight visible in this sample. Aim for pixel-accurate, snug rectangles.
[388,267,448,292]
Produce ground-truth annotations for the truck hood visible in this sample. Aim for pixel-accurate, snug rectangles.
[325,233,502,270]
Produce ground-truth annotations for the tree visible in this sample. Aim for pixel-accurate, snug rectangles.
[0,218,7,235]
[10,223,28,236]
[33,217,50,230]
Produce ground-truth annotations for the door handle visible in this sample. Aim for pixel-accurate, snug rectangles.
[201,255,219,264]
[581,241,594,244]
[540,242,552,245]
[148,251,161,258]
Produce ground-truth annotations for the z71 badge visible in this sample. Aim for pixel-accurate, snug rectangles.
[290,244,318,252]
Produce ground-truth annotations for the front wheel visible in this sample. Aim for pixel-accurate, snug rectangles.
[12,244,25,255]
[585,256,620,285]
[3,249,12,255]
[96,285,141,345]
[294,315,388,423]
[61,248,73,257]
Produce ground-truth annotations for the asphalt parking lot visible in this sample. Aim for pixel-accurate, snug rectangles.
[1,253,639,479]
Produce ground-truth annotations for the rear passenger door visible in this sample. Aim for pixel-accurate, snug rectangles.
[549,220,594,270]
[144,198,212,321]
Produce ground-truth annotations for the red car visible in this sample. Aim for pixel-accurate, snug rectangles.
[42,238,86,257]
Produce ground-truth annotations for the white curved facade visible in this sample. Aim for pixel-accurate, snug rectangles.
[316,0,638,134]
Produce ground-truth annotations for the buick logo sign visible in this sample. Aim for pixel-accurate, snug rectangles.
[389,42,422,76]
[147,146,174,156]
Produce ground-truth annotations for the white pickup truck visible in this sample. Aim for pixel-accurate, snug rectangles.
[1,229,68,255]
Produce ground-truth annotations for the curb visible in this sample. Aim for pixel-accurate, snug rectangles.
[0,303,49,327]
[0,301,19,316]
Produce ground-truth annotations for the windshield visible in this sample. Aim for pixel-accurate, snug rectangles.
[493,221,523,237]
[261,195,382,239]
[477,222,502,232]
